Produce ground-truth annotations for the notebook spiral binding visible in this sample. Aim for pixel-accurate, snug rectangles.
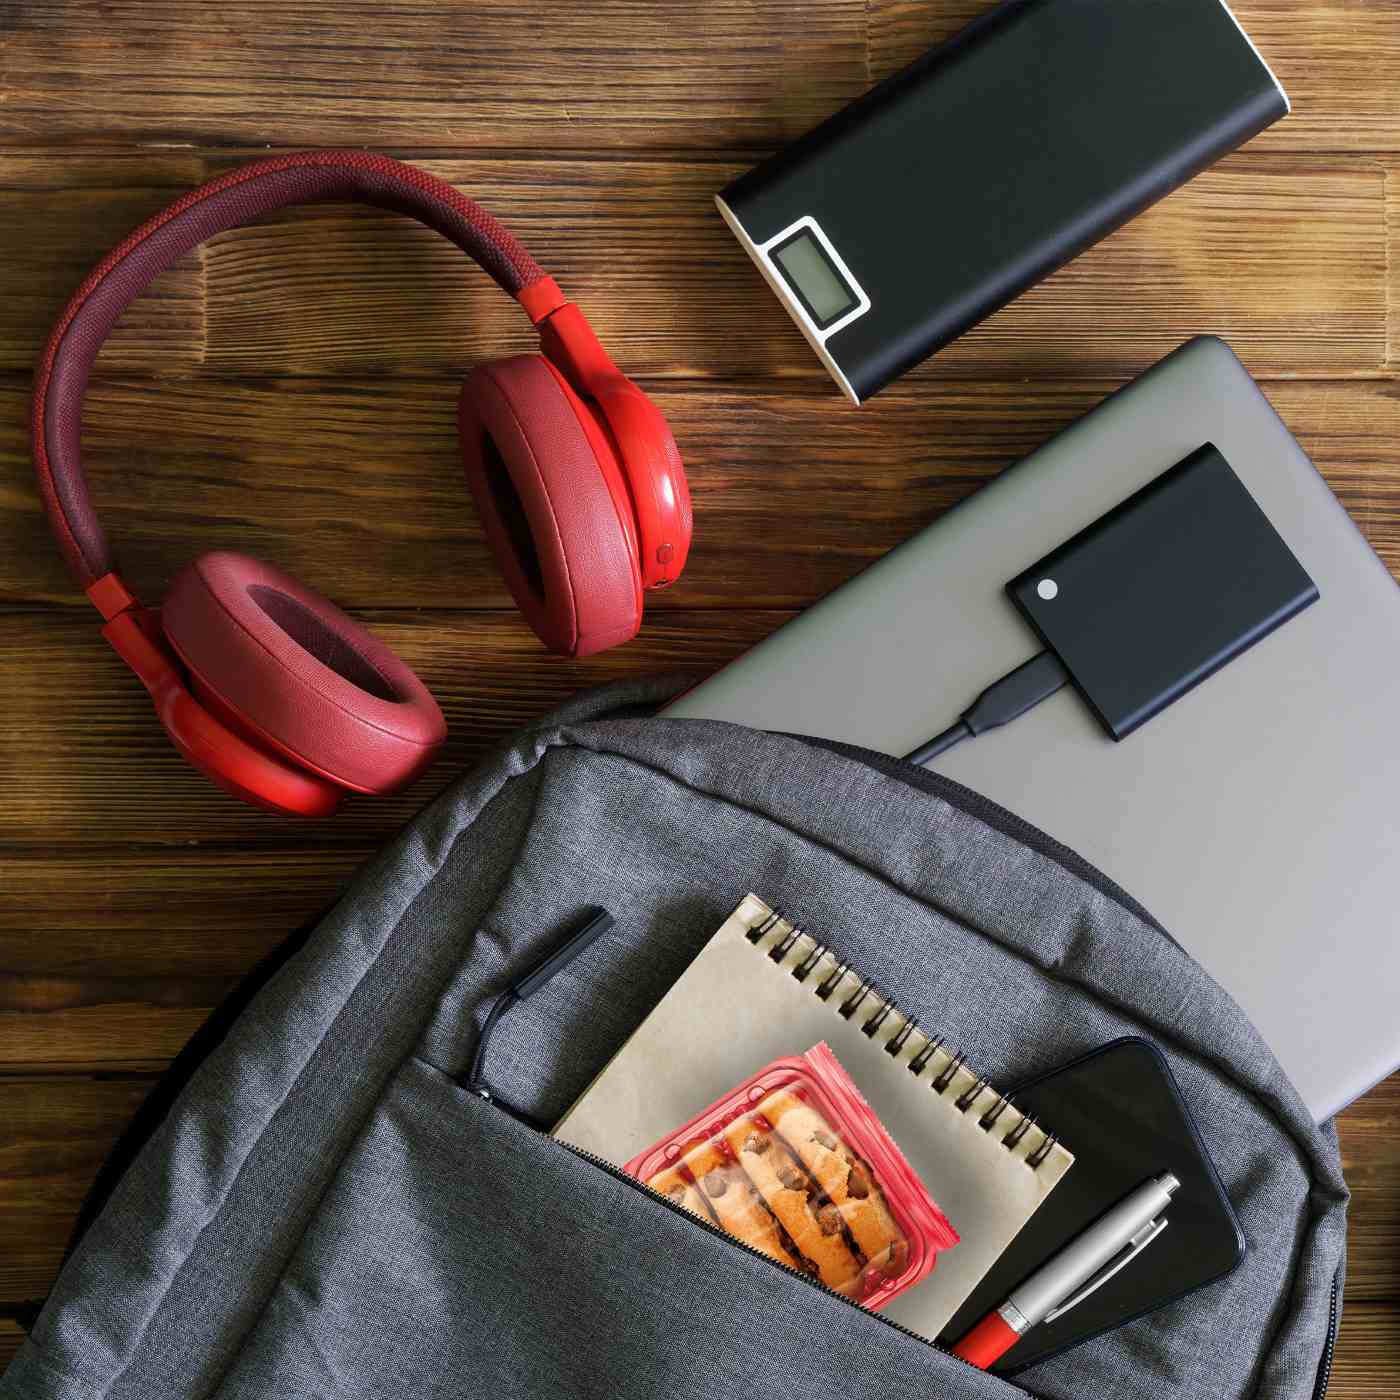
[746,907,1059,1171]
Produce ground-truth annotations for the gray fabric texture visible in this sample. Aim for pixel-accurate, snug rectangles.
[1,677,1347,1400]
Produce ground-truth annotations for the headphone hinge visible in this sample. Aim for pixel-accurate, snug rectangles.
[538,301,624,400]
[517,275,568,326]
[100,605,184,705]
[86,571,139,622]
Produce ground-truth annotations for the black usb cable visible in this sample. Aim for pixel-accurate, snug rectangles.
[905,651,1069,766]
[466,907,615,1127]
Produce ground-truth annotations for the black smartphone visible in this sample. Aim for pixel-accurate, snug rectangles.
[941,1037,1246,1374]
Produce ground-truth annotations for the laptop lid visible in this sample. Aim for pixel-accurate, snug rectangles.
[667,337,1400,1121]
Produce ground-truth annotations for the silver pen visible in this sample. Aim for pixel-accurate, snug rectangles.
[953,1171,1181,1368]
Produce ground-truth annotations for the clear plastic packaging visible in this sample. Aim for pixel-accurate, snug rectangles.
[626,1042,958,1308]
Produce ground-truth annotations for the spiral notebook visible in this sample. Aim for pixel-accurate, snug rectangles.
[554,895,1075,1340]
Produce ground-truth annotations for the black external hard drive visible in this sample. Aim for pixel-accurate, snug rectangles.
[717,0,1289,403]
[1006,443,1319,741]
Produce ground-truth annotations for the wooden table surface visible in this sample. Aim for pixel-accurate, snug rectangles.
[2,1,1399,1390]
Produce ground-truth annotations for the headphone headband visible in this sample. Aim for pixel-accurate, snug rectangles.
[34,150,560,588]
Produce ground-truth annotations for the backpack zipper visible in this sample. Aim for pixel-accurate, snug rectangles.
[788,734,1340,1398]
[558,1138,1027,1393]
[787,733,1172,940]
[1312,1277,1338,1400]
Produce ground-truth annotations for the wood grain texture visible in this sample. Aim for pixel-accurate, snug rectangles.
[0,850,360,974]
[1340,1075,1400,1304]
[0,376,1092,609]
[1331,1304,1400,1399]
[0,1076,152,1300]
[0,609,790,846]
[1228,3,1400,156]
[868,1,1400,155]
[7,376,1400,612]
[0,153,1383,380]
[1387,166,1400,371]
[4,0,1400,1386]
[0,849,363,1070]
[0,1,870,152]
[0,157,206,370]
[9,2,1400,156]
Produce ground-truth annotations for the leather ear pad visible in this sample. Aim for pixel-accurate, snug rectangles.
[162,552,446,795]
[459,355,643,657]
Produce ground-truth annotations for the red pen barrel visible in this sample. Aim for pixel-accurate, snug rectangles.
[950,1311,1021,1370]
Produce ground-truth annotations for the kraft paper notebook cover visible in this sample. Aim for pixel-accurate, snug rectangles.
[555,895,1075,1340]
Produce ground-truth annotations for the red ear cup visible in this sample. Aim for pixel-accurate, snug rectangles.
[459,355,644,657]
[534,302,692,592]
[96,599,347,818]
[162,552,446,795]
[591,377,692,590]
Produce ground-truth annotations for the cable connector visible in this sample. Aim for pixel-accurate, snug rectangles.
[905,651,1069,766]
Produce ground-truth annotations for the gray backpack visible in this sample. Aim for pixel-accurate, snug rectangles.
[2,679,1346,1400]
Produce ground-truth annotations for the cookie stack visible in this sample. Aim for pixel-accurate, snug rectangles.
[646,1090,906,1298]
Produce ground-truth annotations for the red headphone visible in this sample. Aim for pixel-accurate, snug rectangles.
[33,151,692,817]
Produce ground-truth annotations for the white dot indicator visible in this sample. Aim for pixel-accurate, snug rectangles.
[1037,578,1059,601]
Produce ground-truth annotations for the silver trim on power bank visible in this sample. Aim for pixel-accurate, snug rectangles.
[714,198,868,405]
[1217,0,1291,113]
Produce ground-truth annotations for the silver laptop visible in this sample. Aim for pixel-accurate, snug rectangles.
[668,337,1400,1121]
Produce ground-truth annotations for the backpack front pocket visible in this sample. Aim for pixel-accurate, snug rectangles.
[211,1058,1028,1400]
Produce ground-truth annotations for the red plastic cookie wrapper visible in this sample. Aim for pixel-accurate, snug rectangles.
[625,1042,959,1309]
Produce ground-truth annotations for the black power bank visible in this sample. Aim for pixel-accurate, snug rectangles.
[717,0,1289,402]
[1006,443,1319,741]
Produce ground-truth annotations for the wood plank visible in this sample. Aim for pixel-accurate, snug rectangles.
[866,0,986,72]
[1339,1074,1400,1303]
[0,152,1383,380]
[0,1075,153,1301]
[6,376,1399,612]
[0,850,359,976]
[0,609,789,847]
[0,156,206,370]
[0,849,362,1071]
[1386,167,1400,372]
[1330,1303,1400,1399]
[868,2,1400,156]
[0,375,1077,609]
[0,1,869,153]
[10,2,1400,159]
[138,152,1400,381]
[1239,3,1400,156]
[0,1005,210,1075]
